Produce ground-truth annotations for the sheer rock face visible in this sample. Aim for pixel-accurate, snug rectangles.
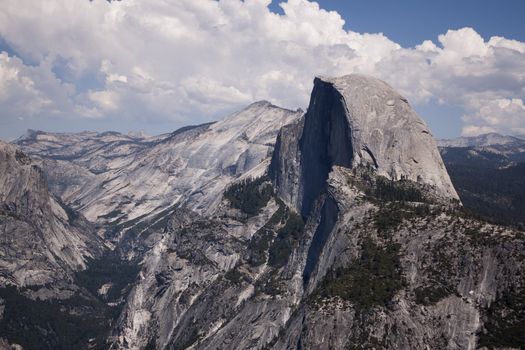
[16,102,302,243]
[110,76,524,350]
[270,166,524,350]
[272,74,458,216]
[0,141,103,288]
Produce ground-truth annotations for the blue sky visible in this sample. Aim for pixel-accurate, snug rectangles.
[268,0,525,138]
[270,1,525,47]
[1,0,524,140]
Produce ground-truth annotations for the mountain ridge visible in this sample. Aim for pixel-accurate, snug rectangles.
[14,102,303,253]
[439,132,525,229]
[2,75,524,350]
[107,75,524,349]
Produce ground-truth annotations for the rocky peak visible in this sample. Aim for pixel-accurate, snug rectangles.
[324,74,457,194]
[14,101,302,242]
[271,74,459,216]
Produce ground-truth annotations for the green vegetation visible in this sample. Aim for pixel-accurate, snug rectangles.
[314,239,404,310]
[0,252,140,350]
[144,337,157,350]
[75,252,140,302]
[245,198,286,267]
[56,199,80,224]
[347,168,426,204]
[478,289,525,349]
[0,286,111,350]
[244,195,304,269]
[247,228,274,266]
[224,268,249,285]
[442,148,525,229]
[462,225,499,246]
[374,206,404,233]
[173,328,201,350]
[425,241,458,289]
[97,209,123,220]
[258,275,283,296]
[366,176,424,203]
[414,286,451,305]
[224,177,274,216]
[268,212,304,268]
[348,171,436,235]
[14,149,31,164]
[374,202,432,234]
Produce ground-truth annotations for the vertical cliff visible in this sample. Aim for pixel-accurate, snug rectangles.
[271,74,459,217]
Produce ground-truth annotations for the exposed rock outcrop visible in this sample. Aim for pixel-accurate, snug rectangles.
[109,75,523,350]
[271,74,458,216]
[0,141,104,287]
[16,102,303,251]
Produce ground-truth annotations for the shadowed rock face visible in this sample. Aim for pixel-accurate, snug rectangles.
[0,141,103,287]
[299,78,354,217]
[271,74,458,216]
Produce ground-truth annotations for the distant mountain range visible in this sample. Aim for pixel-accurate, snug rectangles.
[439,132,525,229]
[438,132,525,148]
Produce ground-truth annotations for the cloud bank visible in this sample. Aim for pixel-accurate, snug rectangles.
[1,0,524,138]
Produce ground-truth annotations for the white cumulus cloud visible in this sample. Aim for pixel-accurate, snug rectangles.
[462,98,525,136]
[0,0,524,138]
